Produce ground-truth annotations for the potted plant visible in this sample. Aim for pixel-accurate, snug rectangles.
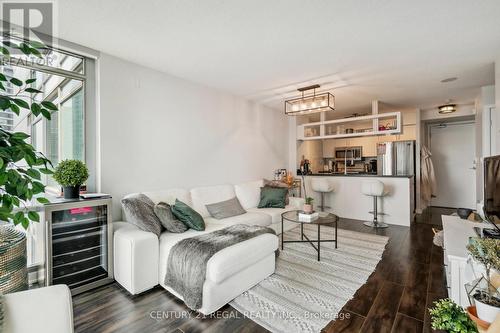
[429,298,478,333]
[0,38,56,293]
[303,197,314,213]
[53,159,89,199]
[467,237,500,323]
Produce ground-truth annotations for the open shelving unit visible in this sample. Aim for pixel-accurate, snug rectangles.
[297,112,402,141]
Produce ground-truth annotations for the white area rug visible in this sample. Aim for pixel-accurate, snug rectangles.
[229,225,389,333]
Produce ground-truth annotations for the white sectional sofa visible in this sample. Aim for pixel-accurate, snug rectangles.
[113,179,304,314]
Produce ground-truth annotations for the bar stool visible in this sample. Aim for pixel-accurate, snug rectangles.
[362,180,389,228]
[311,178,334,212]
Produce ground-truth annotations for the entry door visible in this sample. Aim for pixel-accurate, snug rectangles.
[430,122,476,209]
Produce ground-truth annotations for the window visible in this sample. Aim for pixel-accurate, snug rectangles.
[60,89,84,161]
[1,39,94,191]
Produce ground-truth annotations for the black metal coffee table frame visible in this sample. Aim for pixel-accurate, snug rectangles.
[281,210,338,261]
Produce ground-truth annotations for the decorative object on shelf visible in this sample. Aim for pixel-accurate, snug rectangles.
[284,84,335,115]
[303,196,314,213]
[466,237,500,323]
[457,208,474,219]
[299,155,311,175]
[285,171,294,187]
[53,159,89,199]
[429,298,478,333]
[439,104,457,114]
[0,227,28,294]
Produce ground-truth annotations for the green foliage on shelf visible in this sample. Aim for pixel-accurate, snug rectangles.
[467,237,500,304]
[305,196,314,205]
[0,38,56,228]
[429,298,477,333]
[53,159,88,187]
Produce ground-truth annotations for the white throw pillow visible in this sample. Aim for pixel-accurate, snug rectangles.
[234,180,264,210]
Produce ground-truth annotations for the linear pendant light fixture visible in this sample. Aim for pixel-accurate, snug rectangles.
[284,84,335,115]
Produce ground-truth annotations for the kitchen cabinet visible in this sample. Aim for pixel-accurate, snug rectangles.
[323,139,335,157]
[322,137,377,158]
[361,137,377,157]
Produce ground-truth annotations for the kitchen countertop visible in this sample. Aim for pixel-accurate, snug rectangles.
[306,173,414,178]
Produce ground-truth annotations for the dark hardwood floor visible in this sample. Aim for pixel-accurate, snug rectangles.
[73,207,453,333]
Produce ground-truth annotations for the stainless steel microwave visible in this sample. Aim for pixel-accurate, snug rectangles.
[335,146,362,161]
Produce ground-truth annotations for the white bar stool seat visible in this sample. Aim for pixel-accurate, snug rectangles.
[311,178,334,212]
[361,180,389,228]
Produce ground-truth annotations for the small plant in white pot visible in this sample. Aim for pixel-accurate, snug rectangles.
[53,159,89,199]
[303,197,314,213]
[467,237,500,323]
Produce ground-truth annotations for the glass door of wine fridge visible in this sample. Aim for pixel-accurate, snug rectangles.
[45,198,113,295]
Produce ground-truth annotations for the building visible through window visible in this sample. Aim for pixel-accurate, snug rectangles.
[0,40,88,191]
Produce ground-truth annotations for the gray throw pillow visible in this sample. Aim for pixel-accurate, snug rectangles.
[154,202,188,233]
[121,194,162,237]
[206,197,246,220]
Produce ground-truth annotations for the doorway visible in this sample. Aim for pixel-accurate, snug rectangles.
[429,121,476,209]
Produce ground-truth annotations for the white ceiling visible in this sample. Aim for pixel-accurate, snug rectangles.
[56,0,500,112]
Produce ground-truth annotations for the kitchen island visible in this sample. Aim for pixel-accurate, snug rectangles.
[302,174,414,226]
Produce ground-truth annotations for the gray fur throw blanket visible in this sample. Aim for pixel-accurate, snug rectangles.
[164,224,276,310]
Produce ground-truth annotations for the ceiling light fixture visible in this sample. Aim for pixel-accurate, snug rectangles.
[284,84,335,116]
[438,104,456,114]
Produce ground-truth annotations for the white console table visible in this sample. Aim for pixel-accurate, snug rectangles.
[442,215,487,307]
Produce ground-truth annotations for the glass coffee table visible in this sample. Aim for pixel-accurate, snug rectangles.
[281,210,339,261]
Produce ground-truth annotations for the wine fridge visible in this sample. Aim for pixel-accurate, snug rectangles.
[45,198,113,295]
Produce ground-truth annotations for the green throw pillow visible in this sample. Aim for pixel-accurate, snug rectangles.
[171,199,205,231]
[258,186,287,208]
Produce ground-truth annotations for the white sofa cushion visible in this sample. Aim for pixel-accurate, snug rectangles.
[206,233,278,283]
[205,212,271,227]
[234,180,263,210]
[142,189,191,206]
[190,185,236,217]
[247,205,297,224]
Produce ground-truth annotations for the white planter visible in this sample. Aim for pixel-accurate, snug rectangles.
[475,297,500,323]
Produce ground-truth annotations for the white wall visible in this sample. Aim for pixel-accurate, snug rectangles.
[98,54,289,219]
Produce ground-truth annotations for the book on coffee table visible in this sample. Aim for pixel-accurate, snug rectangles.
[298,211,319,222]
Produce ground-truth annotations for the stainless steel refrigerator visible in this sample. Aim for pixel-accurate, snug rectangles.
[377,140,415,176]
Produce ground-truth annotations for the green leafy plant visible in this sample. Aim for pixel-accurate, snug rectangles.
[53,159,88,187]
[429,298,478,333]
[0,38,57,228]
[467,237,500,305]
[305,197,314,205]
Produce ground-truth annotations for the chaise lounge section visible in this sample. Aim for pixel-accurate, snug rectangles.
[113,179,303,314]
